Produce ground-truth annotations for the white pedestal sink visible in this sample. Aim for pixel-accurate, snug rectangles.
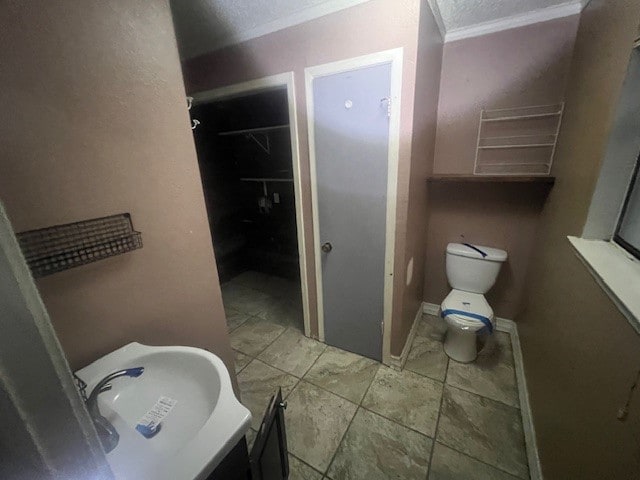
[75,342,251,480]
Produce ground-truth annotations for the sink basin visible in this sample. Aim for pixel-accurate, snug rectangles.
[76,342,251,480]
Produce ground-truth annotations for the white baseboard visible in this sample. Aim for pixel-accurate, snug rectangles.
[388,304,423,371]
[422,302,440,316]
[422,302,542,480]
[498,317,543,480]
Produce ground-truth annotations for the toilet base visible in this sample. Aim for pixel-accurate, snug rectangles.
[443,327,478,363]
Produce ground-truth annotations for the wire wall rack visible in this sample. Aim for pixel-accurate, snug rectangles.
[474,103,564,176]
[17,213,142,278]
[218,124,290,155]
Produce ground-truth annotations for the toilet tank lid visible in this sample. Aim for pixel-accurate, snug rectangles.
[446,243,508,262]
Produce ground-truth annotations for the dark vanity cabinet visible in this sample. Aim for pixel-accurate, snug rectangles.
[208,388,289,480]
[249,388,289,479]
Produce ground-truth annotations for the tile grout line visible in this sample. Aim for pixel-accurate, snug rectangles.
[234,323,302,381]
[236,357,302,411]
[404,362,448,385]
[301,358,381,406]
[445,382,521,410]
[235,356,251,375]
[238,354,303,400]
[284,377,302,403]
[300,360,382,478]
[444,382,523,412]
[403,325,522,409]
[255,343,377,407]
[357,362,381,407]
[330,360,443,462]
[445,341,521,410]
[234,320,292,359]
[319,359,440,478]
[239,323,526,477]
[288,452,325,477]
[355,352,446,439]
[238,307,523,476]
[299,342,329,378]
[226,309,269,334]
[437,376,530,479]
[357,404,437,440]
[432,439,528,480]
[239,328,326,380]
[242,344,483,477]
[426,356,449,480]
[322,404,361,478]
[270,355,444,441]
[226,313,250,334]
[292,378,358,410]
[237,298,528,479]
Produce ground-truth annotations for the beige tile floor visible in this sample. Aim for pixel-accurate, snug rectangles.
[222,272,529,479]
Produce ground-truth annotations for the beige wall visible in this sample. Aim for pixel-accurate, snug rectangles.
[0,1,236,384]
[518,1,640,478]
[182,0,440,357]
[433,15,579,174]
[424,182,551,318]
[423,17,579,318]
[395,3,443,353]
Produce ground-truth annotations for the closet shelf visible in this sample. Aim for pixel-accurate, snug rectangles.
[240,177,293,196]
[427,174,555,184]
[240,178,293,183]
[218,124,289,155]
[218,124,289,136]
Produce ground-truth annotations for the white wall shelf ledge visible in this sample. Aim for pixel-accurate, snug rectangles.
[478,143,555,150]
[568,236,640,334]
[481,111,562,122]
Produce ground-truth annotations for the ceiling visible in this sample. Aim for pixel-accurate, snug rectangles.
[434,0,573,32]
[171,0,371,59]
[171,0,583,59]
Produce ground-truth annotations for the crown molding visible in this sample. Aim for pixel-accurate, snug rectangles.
[186,0,592,58]
[445,0,584,43]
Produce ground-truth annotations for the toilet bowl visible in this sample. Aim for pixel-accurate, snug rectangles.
[441,243,507,363]
[442,290,495,362]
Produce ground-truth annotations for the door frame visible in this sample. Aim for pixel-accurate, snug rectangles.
[191,72,311,337]
[305,48,403,363]
[0,202,113,478]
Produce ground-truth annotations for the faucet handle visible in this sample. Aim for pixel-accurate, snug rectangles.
[125,367,144,377]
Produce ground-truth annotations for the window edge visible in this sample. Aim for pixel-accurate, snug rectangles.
[567,236,640,334]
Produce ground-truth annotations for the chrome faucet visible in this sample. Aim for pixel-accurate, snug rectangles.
[86,367,144,453]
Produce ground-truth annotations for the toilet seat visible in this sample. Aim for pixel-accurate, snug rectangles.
[441,289,494,333]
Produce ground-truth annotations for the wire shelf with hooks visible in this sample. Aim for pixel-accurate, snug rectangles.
[17,213,143,278]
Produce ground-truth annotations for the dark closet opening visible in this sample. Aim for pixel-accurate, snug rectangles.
[191,87,303,333]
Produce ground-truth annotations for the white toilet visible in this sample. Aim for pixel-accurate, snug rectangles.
[441,243,507,363]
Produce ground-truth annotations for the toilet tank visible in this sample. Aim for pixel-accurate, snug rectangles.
[446,243,507,294]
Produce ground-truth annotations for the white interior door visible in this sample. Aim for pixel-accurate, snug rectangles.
[309,60,395,361]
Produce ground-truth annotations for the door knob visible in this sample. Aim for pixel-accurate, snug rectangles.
[321,242,333,253]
